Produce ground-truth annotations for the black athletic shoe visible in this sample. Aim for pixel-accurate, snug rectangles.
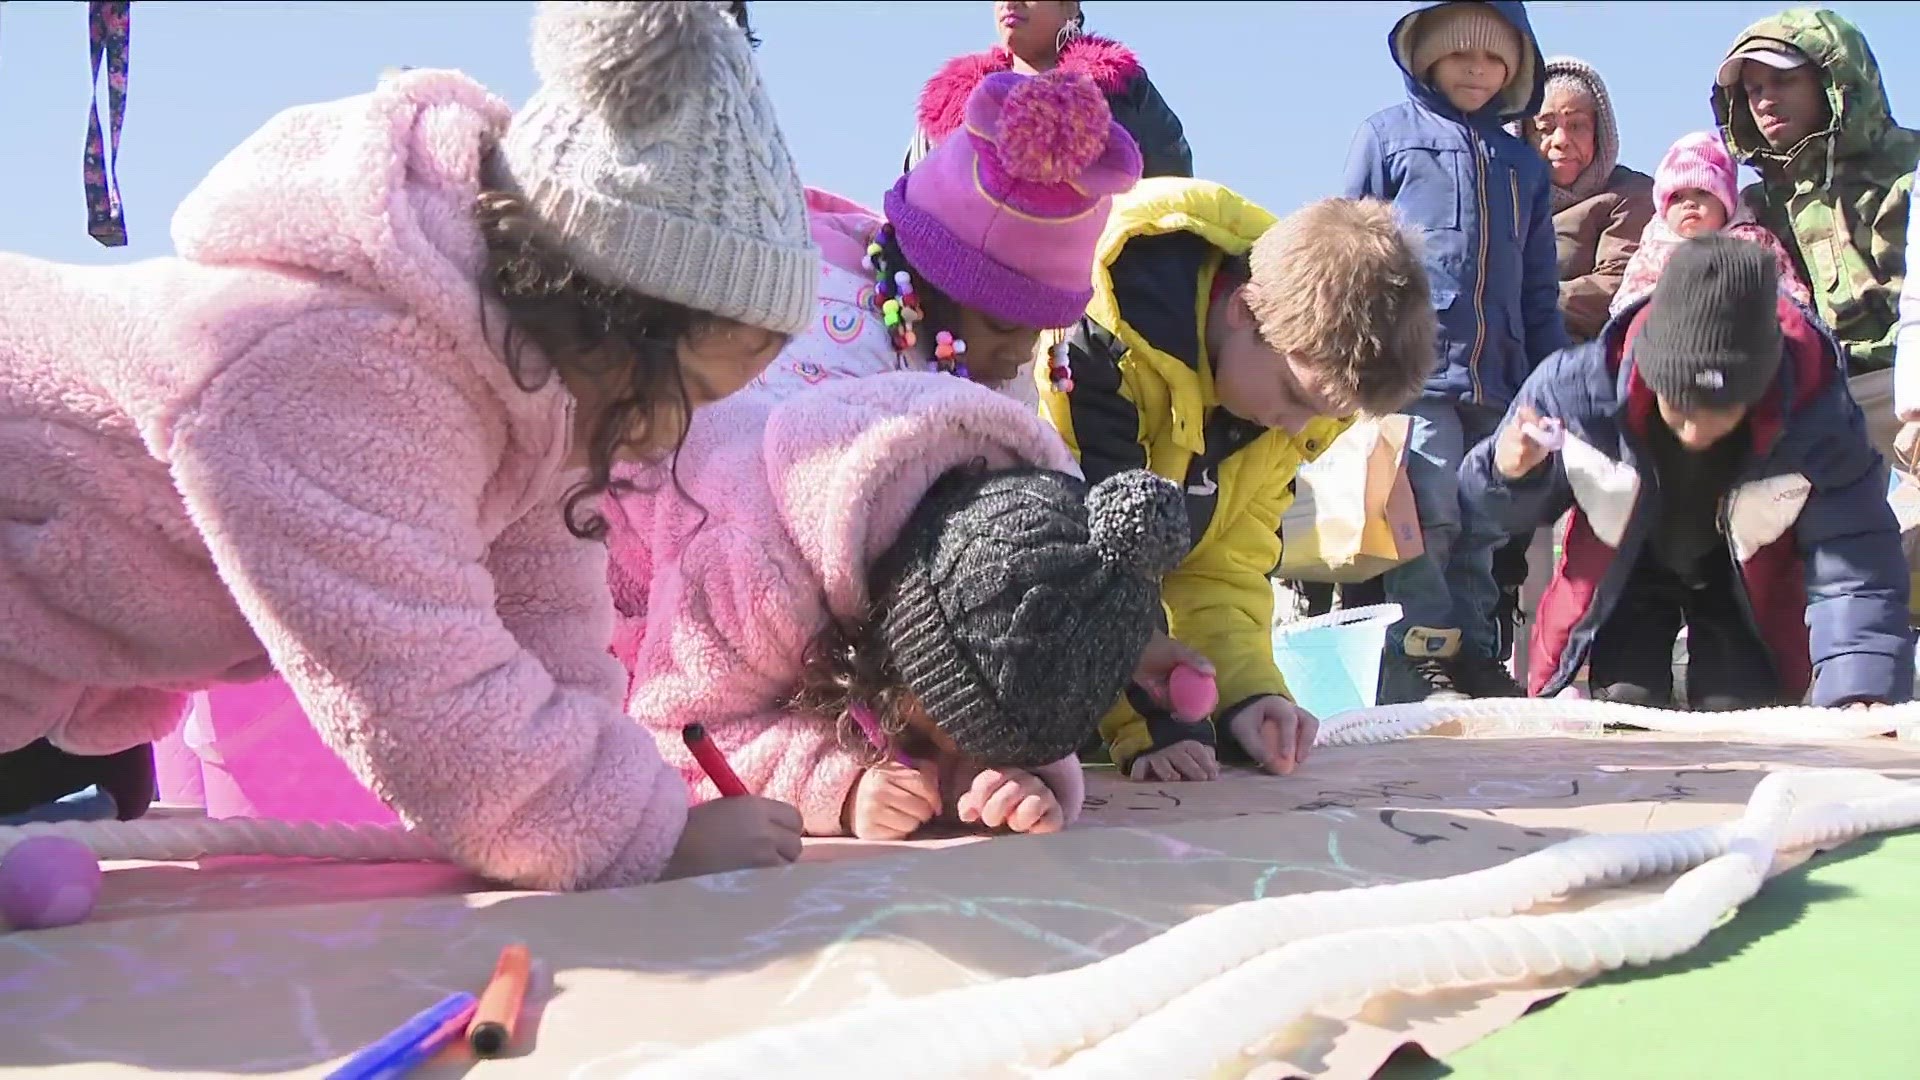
[1379,652,1467,704]
[1452,653,1526,698]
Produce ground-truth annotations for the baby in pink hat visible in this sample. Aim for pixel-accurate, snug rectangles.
[1613,130,1810,316]
[748,69,1143,401]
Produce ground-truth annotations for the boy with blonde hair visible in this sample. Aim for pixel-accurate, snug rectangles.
[1039,180,1433,783]
[1343,0,1569,703]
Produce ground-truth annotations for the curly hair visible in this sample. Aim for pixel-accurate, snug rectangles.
[782,610,917,768]
[474,182,723,540]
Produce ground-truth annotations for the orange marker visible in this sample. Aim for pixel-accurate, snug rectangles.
[466,944,532,1057]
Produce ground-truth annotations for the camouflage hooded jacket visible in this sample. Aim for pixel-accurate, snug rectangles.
[1712,8,1919,372]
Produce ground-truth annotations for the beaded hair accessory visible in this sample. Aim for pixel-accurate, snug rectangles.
[864,223,970,378]
[1046,340,1074,393]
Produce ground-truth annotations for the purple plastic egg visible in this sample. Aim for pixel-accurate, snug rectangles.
[0,836,103,930]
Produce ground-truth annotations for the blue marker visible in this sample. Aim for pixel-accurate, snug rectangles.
[325,991,478,1080]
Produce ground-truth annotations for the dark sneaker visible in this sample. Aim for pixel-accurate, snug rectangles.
[1493,585,1522,663]
[1379,652,1467,704]
[1453,652,1526,698]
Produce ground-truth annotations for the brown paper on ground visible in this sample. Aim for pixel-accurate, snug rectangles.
[5,732,1916,1079]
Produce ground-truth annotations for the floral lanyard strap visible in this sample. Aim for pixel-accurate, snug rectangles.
[84,1,132,248]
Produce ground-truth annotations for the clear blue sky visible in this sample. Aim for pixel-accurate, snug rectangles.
[2,1,1915,267]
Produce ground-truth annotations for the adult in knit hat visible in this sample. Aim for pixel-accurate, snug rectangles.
[1527,56,1655,342]
[1467,231,1912,711]
[745,67,1142,402]
[1493,55,1653,678]
[0,1,823,891]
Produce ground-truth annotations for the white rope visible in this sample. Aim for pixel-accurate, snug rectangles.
[1,699,1907,865]
[0,816,439,862]
[622,769,1920,1079]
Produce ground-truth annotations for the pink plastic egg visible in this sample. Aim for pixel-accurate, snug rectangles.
[0,836,103,930]
[1168,664,1219,720]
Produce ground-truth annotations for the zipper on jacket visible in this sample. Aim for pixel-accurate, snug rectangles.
[1508,170,1520,240]
[1467,129,1489,403]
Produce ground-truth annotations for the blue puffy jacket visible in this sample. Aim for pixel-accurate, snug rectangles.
[1461,297,1914,707]
[1342,0,1569,407]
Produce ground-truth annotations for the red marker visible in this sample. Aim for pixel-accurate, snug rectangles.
[682,723,749,797]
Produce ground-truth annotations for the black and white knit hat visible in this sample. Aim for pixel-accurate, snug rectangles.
[879,468,1188,768]
[1636,234,1783,411]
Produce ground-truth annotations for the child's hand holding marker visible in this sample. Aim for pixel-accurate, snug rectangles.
[664,725,803,881]
[1495,406,1564,480]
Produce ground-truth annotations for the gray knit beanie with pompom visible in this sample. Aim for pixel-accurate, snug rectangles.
[880,467,1189,768]
[495,1,817,335]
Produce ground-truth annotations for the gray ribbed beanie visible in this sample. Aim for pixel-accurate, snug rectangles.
[497,2,817,335]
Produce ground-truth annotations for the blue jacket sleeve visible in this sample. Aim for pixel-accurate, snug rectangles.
[1341,121,1390,201]
[1460,356,1576,533]
[1521,169,1571,365]
[1796,401,1915,706]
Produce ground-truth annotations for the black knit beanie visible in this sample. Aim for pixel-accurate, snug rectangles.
[879,467,1189,769]
[1635,234,1782,411]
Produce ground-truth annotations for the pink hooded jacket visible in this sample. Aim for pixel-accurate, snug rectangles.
[0,70,686,891]
[743,190,907,399]
[603,374,1087,834]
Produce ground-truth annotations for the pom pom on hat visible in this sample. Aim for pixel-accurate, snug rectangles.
[501,1,817,337]
[994,69,1114,184]
[530,1,744,126]
[1087,470,1189,576]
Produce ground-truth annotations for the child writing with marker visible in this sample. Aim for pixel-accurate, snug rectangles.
[0,1,816,890]
[605,374,1188,839]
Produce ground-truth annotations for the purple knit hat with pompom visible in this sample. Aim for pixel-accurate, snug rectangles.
[885,70,1142,328]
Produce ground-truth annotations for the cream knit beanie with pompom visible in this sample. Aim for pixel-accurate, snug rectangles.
[497,1,817,336]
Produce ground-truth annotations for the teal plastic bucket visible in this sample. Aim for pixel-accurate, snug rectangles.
[1271,602,1402,720]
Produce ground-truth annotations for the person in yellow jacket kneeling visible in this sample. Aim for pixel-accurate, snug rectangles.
[1038,180,1435,782]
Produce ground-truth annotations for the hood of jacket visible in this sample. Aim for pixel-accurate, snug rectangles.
[170,69,513,377]
[915,33,1144,147]
[1390,0,1546,124]
[610,373,1079,634]
[1712,9,1914,177]
[1536,55,1621,210]
[805,187,885,279]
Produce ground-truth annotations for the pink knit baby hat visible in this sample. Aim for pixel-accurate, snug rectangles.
[885,69,1143,329]
[1653,131,1741,221]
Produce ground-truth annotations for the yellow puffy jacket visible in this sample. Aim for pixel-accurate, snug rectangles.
[1037,178,1350,772]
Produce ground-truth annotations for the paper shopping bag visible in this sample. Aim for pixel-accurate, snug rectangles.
[1276,415,1424,583]
[1885,464,1920,618]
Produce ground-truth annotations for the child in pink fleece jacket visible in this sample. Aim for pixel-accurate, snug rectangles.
[0,2,822,891]
[1613,131,1812,316]
[604,374,1189,841]
[749,68,1142,405]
